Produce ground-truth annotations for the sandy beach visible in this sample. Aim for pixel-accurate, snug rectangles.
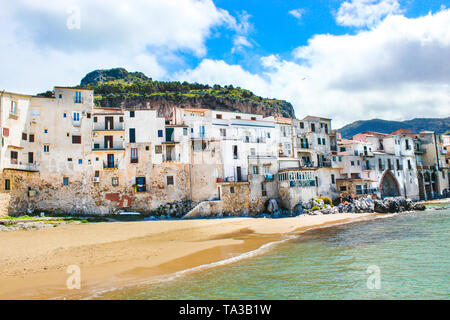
[0,213,378,299]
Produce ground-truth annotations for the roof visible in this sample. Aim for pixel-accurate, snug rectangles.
[303,115,332,121]
[275,117,292,124]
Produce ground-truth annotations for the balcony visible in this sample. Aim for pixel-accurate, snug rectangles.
[242,137,267,143]
[362,164,373,170]
[4,162,39,172]
[93,124,124,132]
[378,164,386,171]
[319,160,332,168]
[92,146,125,152]
[103,161,118,169]
[264,174,274,181]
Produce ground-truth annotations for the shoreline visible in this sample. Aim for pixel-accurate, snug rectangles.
[0,212,388,299]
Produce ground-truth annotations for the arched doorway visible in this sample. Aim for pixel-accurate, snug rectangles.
[380,171,400,198]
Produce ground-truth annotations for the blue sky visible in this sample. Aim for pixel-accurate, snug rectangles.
[1,0,449,127]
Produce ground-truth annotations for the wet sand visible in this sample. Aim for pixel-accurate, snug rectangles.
[0,213,378,299]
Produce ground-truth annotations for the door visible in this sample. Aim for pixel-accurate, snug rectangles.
[105,136,113,149]
[28,152,34,164]
[236,166,242,182]
[105,117,114,130]
[107,154,114,168]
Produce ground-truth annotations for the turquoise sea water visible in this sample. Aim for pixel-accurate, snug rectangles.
[101,209,449,299]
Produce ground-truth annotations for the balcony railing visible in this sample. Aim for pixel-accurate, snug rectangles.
[362,164,373,170]
[264,174,274,181]
[5,162,39,172]
[319,160,332,168]
[103,162,118,169]
[93,124,124,131]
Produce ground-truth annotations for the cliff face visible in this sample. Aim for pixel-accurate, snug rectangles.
[77,68,296,119]
[95,94,295,119]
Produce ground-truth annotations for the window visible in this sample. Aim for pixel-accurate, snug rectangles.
[311,123,316,132]
[119,116,123,123]
[155,145,162,154]
[351,161,355,166]
[230,186,235,194]
[130,111,135,118]
[318,138,321,145]
[22,133,27,140]
[5,179,10,191]
[63,113,67,118]
[250,148,256,156]
[236,116,241,119]
[233,145,238,159]
[338,156,342,162]
[356,185,362,195]
[78,159,82,165]
[253,166,259,174]
[322,138,326,145]
[331,174,335,184]
[112,177,119,186]
[220,128,226,137]
[407,159,412,170]
[262,184,267,197]
[58,94,62,99]
[129,128,136,143]
[68,158,72,162]
[131,148,138,163]
[340,147,346,152]
[43,145,49,153]
[10,101,17,115]
[29,134,34,142]
[10,151,18,164]
[28,152,33,164]
[157,130,163,138]
[357,160,360,165]
[340,186,347,192]
[3,128,9,137]
[135,177,146,192]
[167,176,174,185]
[93,116,98,123]
[72,135,81,144]
[251,117,256,121]
[73,112,80,121]
[183,128,188,136]
[94,170,100,177]
[75,91,82,103]
[300,122,304,129]
[63,177,69,186]
[216,114,222,119]
[87,113,91,119]
[405,139,411,150]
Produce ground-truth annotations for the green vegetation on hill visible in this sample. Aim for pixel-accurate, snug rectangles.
[338,117,450,139]
[75,68,295,118]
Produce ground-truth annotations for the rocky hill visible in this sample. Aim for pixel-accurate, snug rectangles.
[338,117,450,139]
[73,68,296,119]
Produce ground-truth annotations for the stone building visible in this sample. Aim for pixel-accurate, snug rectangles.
[335,130,420,200]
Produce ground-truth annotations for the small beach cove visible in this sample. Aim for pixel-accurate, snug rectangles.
[0,212,380,299]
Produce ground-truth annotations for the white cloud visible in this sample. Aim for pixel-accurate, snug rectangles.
[289,8,305,21]
[0,0,238,93]
[180,9,450,128]
[231,36,252,53]
[336,0,402,28]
